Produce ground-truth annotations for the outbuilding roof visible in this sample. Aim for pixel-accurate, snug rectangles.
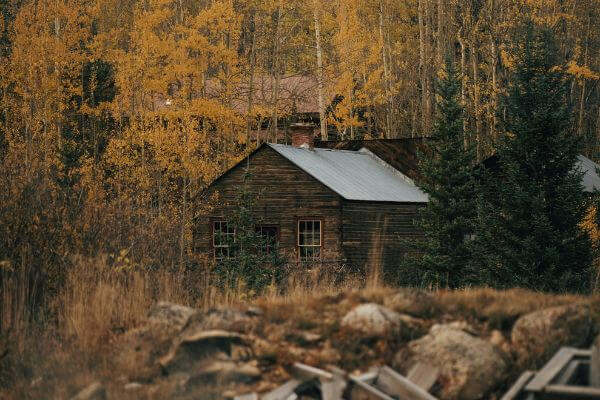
[577,154,600,193]
[267,143,428,203]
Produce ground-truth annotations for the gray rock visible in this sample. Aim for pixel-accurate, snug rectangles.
[147,302,197,330]
[511,303,592,365]
[396,323,507,400]
[183,307,257,333]
[341,303,426,338]
[70,382,106,400]
[384,289,438,317]
[159,329,251,374]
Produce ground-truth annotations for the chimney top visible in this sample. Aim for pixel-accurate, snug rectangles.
[290,123,316,149]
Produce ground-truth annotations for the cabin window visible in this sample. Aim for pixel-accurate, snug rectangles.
[213,221,234,260]
[256,226,279,255]
[298,219,322,261]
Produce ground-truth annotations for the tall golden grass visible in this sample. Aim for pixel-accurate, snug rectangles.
[1,254,358,363]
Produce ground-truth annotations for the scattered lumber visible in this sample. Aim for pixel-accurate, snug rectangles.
[407,362,439,392]
[375,366,437,400]
[234,362,440,400]
[501,340,600,400]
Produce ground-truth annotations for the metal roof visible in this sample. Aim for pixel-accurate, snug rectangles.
[267,143,428,203]
[576,154,600,193]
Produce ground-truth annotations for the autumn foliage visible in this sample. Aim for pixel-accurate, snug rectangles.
[1,1,600,395]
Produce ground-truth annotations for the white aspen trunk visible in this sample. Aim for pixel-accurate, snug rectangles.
[578,17,590,137]
[379,0,393,138]
[271,1,282,143]
[458,28,468,148]
[578,80,586,137]
[247,12,256,146]
[424,0,432,132]
[471,44,481,160]
[418,0,427,135]
[489,0,498,139]
[437,0,444,66]
[313,0,327,140]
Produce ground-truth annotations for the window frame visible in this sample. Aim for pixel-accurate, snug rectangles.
[256,225,280,255]
[212,220,235,261]
[297,218,323,262]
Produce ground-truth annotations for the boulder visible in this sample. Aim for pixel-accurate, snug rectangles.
[182,307,258,333]
[159,329,251,374]
[70,382,105,400]
[147,302,197,330]
[511,303,592,365]
[341,303,426,338]
[396,323,507,400]
[384,289,438,317]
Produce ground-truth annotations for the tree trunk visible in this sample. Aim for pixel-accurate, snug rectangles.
[489,0,498,139]
[425,0,433,128]
[313,0,327,140]
[437,0,444,66]
[418,0,426,135]
[458,28,468,148]
[379,0,393,138]
[246,11,256,147]
[271,1,282,143]
[471,44,481,160]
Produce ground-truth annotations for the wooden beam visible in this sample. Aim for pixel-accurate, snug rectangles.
[525,348,578,392]
[353,369,380,385]
[500,371,535,400]
[555,361,582,385]
[542,384,600,399]
[234,394,258,400]
[407,362,439,392]
[292,362,333,381]
[262,379,301,400]
[375,366,438,400]
[349,376,395,400]
[590,336,600,387]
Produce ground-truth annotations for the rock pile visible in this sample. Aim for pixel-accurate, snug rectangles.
[66,291,597,400]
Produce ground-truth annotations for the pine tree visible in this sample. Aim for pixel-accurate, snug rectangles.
[214,171,286,294]
[477,23,592,292]
[401,56,477,288]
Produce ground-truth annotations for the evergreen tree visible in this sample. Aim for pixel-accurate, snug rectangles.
[401,56,477,288]
[476,23,592,292]
[214,171,286,294]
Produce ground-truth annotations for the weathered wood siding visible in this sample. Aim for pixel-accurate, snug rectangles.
[194,146,343,260]
[341,200,424,274]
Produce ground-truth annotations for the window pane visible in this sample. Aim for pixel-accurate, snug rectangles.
[314,221,321,246]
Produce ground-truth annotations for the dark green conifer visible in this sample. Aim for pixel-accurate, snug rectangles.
[476,23,592,292]
[402,55,477,288]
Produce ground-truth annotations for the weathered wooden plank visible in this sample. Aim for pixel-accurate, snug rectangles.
[235,393,258,400]
[542,384,600,400]
[353,369,379,385]
[291,362,333,381]
[407,362,439,392]
[591,335,600,387]
[500,370,536,400]
[525,348,578,392]
[348,376,395,400]
[320,368,346,400]
[555,360,582,385]
[261,379,301,400]
[374,366,437,400]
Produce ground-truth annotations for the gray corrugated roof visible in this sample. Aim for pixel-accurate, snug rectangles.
[268,143,428,202]
[576,154,600,193]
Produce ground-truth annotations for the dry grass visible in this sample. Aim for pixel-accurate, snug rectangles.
[1,255,598,399]
[437,287,588,330]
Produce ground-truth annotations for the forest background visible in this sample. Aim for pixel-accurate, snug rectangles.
[2,0,600,376]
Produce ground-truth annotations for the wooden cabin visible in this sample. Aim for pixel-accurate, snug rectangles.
[194,124,428,274]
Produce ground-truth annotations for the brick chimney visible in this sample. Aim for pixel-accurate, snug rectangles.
[290,123,316,149]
